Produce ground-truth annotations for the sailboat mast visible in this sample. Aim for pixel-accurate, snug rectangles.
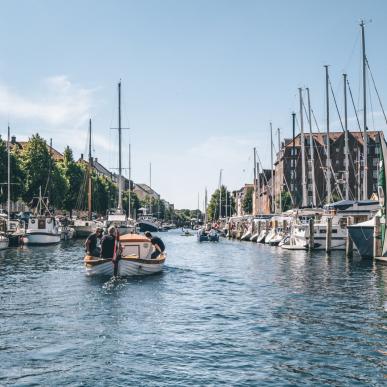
[299,88,307,207]
[7,125,10,224]
[343,74,350,200]
[219,169,222,219]
[306,88,316,207]
[118,81,123,211]
[253,147,257,215]
[361,20,368,200]
[128,141,132,218]
[204,188,208,224]
[277,128,282,213]
[88,119,92,220]
[325,65,332,203]
[257,161,261,215]
[270,122,274,213]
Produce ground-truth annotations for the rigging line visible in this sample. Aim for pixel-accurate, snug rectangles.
[367,69,375,131]
[328,78,345,131]
[347,79,362,131]
[366,57,387,126]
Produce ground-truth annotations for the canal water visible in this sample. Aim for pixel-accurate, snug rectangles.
[0,230,386,386]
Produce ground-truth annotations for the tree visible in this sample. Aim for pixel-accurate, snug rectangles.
[207,185,235,220]
[242,187,254,214]
[281,191,292,212]
[57,146,84,215]
[19,134,54,203]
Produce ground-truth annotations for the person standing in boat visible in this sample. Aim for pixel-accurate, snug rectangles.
[85,227,103,257]
[144,231,165,259]
[100,226,119,258]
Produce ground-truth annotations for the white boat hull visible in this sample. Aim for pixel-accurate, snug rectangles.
[84,254,165,277]
[22,233,61,245]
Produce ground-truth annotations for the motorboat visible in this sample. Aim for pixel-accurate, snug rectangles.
[257,229,268,243]
[197,228,219,242]
[137,214,159,233]
[22,188,61,245]
[72,219,100,238]
[84,233,165,276]
[106,210,136,235]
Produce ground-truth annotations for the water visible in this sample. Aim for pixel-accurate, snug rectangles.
[1,231,386,386]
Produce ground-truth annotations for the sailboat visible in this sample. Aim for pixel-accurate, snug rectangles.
[106,81,135,235]
[72,119,101,238]
[0,125,11,249]
[22,186,60,245]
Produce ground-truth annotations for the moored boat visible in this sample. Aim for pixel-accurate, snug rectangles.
[0,233,9,250]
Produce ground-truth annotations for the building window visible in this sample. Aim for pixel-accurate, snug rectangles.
[291,170,297,179]
[373,170,378,178]
[290,148,298,156]
[336,160,339,165]
[290,159,296,167]
[375,146,380,155]
[308,184,313,191]
[336,147,340,152]
[290,184,294,191]
[373,158,379,166]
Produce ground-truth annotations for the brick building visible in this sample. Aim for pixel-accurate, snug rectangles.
[274,130,382,207]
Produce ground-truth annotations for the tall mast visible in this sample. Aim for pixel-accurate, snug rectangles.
[225,186,228,220]
[204,188,208,223]
[219,169,222,219]
[197,192,199,221]
[361,20,368,200]
[299,88,307,207]
[7,125,10,224]
[277,128,282,213]
[343,74,350,200]
[306,88,316,207]
[325,65,332,203]
[270,122,274,213]
[257,160,261,214]
[149,162,152,213]
[292,113,296,205]
[253,147,257,215]
[118,81,123,211]
[88,119,92,220]
[128,141,132,218]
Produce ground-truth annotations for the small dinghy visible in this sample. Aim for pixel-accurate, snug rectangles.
[84,234,166,277]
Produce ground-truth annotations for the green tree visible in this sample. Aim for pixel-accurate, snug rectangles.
[207,185,235,220]
[242,187,254,214]
[57,146,84,215]
[281,191,292,212]
[19,134,54,203]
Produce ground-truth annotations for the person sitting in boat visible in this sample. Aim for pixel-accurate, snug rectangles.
[144,231,165,259]
[85,227,103,257]
[100,226,119,259]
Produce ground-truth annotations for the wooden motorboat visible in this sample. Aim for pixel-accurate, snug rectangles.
[84,234,166,276]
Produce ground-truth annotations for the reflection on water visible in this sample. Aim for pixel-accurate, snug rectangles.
[0,232,386,385]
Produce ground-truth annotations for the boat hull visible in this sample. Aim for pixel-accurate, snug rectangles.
[22,232,61,245]
[84,254,165,276]
[138,222,159,232]
[0,237,9,250]
[348,225,374,258]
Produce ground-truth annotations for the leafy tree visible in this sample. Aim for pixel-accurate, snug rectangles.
[281,191,292,212]
[207,185,235,220]
[57,146,84,215]
[242,187,254,214]
[19,134,54,203]
[122,190,141,218]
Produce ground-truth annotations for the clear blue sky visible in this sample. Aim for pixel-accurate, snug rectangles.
[0,0,386,208]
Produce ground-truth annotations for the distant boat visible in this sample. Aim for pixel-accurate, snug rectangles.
[22,187,61,245]
[197,228,219,242]
[136,208,159,232]
[0,233,9,250]
[84,233,165,276]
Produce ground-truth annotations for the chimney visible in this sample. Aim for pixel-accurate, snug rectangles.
[94,157,98,163]
[80,153,83,160]
[11,136,16,144]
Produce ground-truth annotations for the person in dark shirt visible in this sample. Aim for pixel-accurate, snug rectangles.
[85,227,103,256]
[100,226,118,258]
[144,231,165,259]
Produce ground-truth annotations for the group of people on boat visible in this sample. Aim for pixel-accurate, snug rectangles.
[84,227,165,259]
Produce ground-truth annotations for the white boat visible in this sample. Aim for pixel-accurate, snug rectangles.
[22,187,61,245]
[257,229,267,243]
[106,211,136,236]
[58,225,75,240]
[84,234,165,276]
[0,233,9,250]
[72,219,100,238]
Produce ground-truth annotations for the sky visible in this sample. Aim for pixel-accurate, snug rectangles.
[0,0,386,209]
